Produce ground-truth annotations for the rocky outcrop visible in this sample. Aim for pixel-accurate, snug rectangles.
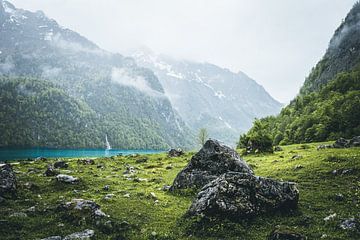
[333,136,360,148]
[0,164,16,197]
[172,139,299,219]
[171,139,253,190]
[188,172,299,218]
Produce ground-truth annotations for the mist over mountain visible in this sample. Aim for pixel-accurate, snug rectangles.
[0,0,193,149]
[301,2,360,95]
[132,49,282,145]
[242,1,360,146]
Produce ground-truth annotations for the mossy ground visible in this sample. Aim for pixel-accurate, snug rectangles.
[0,142,359,239]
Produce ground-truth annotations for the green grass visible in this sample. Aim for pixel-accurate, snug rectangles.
[0,142,359,239]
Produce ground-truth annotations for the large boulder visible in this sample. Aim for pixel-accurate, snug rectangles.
[171,139,253,190]
[0,164,17,197]
[187,172,299,218]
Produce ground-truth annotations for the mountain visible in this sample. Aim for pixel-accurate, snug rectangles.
[0,0,193,149]
[301,2,360,94]
[132,49,282,145]
[241,2,360,146]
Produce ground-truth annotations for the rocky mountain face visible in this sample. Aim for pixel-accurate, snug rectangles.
[133,50,282,145]
[0,0,193,149]
[301,2,360,94]
[243,2,360,145]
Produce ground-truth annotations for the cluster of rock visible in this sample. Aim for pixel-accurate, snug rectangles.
[41,229,95,240]
[318,136,360,150]
[0,164,17,198]
[171,139,299,219]
[58,199,109,219]
[168,148,184,157]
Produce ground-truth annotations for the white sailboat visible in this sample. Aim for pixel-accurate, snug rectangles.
[105,134,111,150]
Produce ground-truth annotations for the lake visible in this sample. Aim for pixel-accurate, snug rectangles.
[0,148,164,161]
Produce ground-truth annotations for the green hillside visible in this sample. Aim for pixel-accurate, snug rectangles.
[0,142,359,239]
[0,77,184,149]
[240,2,360,146]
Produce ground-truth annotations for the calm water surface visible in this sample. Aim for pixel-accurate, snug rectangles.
[0,148,164,161]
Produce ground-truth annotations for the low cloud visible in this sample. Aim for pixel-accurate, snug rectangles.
[0,56,15,74]
[41,66,62,79]
[111,67,164,97]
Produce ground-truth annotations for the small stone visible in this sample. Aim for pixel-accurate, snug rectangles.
[54,161,69,169]
[63,229,95,240]
[291,155,302,160]
[41,236,62,240]
[340,218,359,231]
[77,159,95,165]
[168,148,184,157]
[123,193,130,198]
[274,146,283,151]
[104,194,114,200]
[294,165,304,171]
[44,165,58,177]
[26,206,36,212]
[149,192,157,199]
[324,213,337,222]
[103,185,110,191]
[10,212,28,218]
[135,157,148,163]
[268,227,306,240]
[162,185,171,191]
[334,193,344,201]
[56,174,78,184]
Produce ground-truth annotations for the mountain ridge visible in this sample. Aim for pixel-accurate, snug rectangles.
[132,49,283,145]
[0,0,194,149]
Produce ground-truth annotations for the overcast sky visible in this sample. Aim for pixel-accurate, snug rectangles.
[11,0,358,103]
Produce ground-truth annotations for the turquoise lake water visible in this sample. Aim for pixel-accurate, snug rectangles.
[0,148,164,161]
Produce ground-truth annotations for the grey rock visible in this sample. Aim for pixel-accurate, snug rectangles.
[171,139,253,190]
[188,172,299,218]
[77,159,95,165]
[350,136,360,147]
[56,174,78,184]
[64,229,95,239]
[317,144,333,150]
[123,165,136,175]
[41,236,62,240]
[54,161,69,169]
[274,146,283,151]
[334,138,350,148]
[9,212,28,218]
[103,185,110,191]
[340,218,359,231]
[45,164,58,177]
[268,228,306,240]
[59,199,108,219]
[291,155,302,160]
[168,148,184,157]
[0,164,16,197]
[135,157,148,163]
[294,165,304,171]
